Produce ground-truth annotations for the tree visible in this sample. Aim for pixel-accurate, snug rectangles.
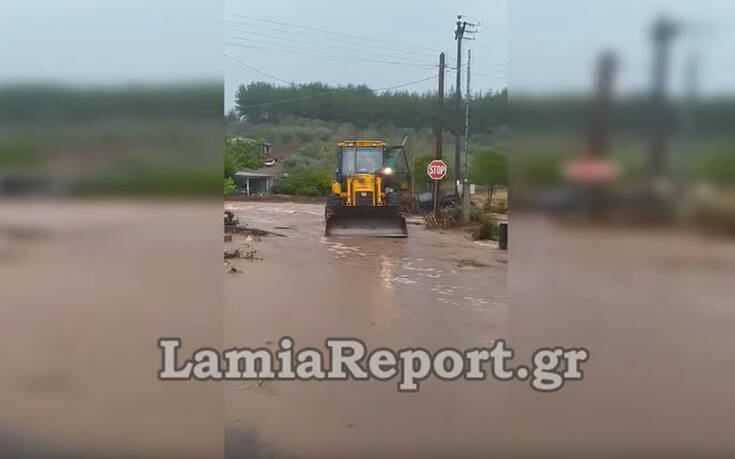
[224,138,264,177]
[233,81,508,133]
[470,149,508,201]
[224,177,236,195]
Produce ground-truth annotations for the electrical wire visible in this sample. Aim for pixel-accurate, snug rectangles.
[225,18,442,60]
[225,38,437,69]
[225,28,439,67]
[228,13,441,53]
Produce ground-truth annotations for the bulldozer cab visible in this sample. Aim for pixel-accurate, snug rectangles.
[384,145,411,192]
[335,142,410,191]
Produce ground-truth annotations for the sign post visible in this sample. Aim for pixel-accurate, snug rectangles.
[427,159,448,214]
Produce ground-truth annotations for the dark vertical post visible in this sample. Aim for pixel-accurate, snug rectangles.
[461,49,472,223]
[649,16,677,177]
[454,17,466,194]
[434,52,446,215]
[587,51,616,158]
[498,222,508,250]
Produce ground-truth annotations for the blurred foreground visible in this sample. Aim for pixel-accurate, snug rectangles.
[0,200,222,458]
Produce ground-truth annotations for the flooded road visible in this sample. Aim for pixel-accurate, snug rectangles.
[224,201,508,458]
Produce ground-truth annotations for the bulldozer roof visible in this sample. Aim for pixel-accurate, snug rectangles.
[338,140,385,147]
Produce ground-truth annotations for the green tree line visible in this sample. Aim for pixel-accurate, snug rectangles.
[235,82,508,134]
[235,82,735,136]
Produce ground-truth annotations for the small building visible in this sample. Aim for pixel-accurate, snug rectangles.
[226,137,271,158]
[233,170,273,195]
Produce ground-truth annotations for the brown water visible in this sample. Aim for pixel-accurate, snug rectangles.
[0,200,223,458]
[225,203,735,459]
[224,201,508,458]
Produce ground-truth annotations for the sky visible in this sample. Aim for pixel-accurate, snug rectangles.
[0,0,222,84]
[224,0,509,111]
[1,1,733,108]
[509,0,735,97]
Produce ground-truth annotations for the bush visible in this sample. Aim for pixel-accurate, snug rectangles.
[695,147,735,185]
[224,177,236,195]
[273,169,332,196]
[472,214,499,241]
[470,148,508,192]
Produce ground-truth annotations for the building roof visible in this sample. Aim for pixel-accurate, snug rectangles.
[338,140,385,147]
[234,170,272,178]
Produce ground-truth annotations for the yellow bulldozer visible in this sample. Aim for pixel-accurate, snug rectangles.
[324,140,410,237]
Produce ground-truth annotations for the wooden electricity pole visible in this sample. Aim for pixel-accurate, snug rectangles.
[434,52,446,214]
[453,18,466,194]
[461,49,472,223]
[453,15,477,195]
[648,16,678,178]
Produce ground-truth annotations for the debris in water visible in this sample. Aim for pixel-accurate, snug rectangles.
[226,225,287,237]
[224,210,239,227]
[456,258,489,268]
[224,248,263,261]
[224,260,240,273]
[225,249,241,259]
[242,249,262,261]
[225,210,286,237]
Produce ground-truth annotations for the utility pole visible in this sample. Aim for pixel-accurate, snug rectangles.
[453,15,476,195]
[434,52,446,215]
[681,51,699,133]
[588,51,616,158]
[648,16,678,178]
[461,49,472,223]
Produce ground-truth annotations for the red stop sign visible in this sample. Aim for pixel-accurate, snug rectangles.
[563,158,620,184]
[427,159,448,180]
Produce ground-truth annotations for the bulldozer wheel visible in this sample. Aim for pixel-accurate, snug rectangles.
[386,192,402,207]
[326,193,341,219]
[327,192,341,206]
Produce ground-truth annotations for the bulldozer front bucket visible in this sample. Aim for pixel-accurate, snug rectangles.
[325,206,408,238]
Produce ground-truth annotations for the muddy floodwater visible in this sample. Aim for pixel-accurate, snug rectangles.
[224,201,508,458]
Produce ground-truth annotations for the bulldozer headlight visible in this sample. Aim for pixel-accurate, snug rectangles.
[382,167,393,175]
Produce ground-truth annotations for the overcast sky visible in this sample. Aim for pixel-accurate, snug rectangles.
[0,0,221,84]
[1,1,733,110]
[509,0,735,97]
[224,0,509,111]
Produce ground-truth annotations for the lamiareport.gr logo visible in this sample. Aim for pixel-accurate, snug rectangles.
[158,337,589,392]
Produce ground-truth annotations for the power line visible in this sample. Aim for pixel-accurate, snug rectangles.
[225,54,295,86]
[227,42,449,78]
[225,37,436,69]
[225,28,438,67]
[225,17,441,60]
[228,14,441,53]
[226,15,508,71]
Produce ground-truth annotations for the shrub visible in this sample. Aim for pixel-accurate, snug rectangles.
[274,169,332,196]
[224,177,236,195]
[695,147,735,185]
[472,215,499,241]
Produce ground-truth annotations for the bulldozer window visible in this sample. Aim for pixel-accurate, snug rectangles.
[386,146,410,190]
[341,147,382,175]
